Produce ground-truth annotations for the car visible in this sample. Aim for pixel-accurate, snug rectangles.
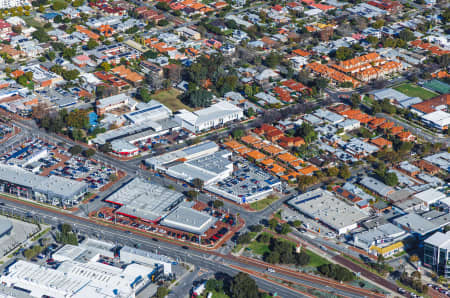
[181,246,189,250]
[267,268,275,273]
[397,288,406,294]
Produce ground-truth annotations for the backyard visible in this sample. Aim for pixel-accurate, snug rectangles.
[393,83,438,100]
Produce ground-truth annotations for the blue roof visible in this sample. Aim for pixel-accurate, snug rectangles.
[89,111,98,126]
[42,13,61,19]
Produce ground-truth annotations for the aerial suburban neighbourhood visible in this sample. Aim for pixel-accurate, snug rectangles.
[0,0,446,297]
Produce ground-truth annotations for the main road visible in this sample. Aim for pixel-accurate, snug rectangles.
[0,198,379,298]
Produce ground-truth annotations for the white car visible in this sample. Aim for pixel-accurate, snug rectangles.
[267,268,275,273]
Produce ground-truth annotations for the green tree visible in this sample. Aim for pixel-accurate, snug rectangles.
[384,172,398,186]
[100,62,111,72]
[192,178,204,190]
[230,273,259,298]
[264,52,281,68]
[69,145,83,155]
[292,220,302,228]
[52,0,68,10]
[86,38,98,50]
[231,128,245,139]
[83,148,96,158]
[32,28,50,42]
[158,19,169,26]
[62,47,76,59]
[155,2,170,11]
[249,225,263,233]
[268,218,278,230]
[206,279,224,292]
[372,19,384,29]
[138,88,151,102]
[66,109,89,129]
[366,35,379,46]
[213,200,224,209]
[399,29,415,42]
[17,75,28,86]
[72,0,83,6]
[279,223,291,235]
[295,122,317,143]
[236,232,252,244]
[46,51,56,61]
[143,50,158,59]
[338,164,351,180]
[62,69,79,81]
[350,93,361,108]
[326,167,339,177]
[335,47,354,61]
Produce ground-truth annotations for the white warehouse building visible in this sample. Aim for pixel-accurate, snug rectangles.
[288,189,368,235]
[175,101,243,133]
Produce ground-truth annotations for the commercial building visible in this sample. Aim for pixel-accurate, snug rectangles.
[124,100,172,124]
[119,246,172,275]
[352,223,407,257]
[92,100,180,157]
[424,152,450,172]
[0,0,29,8]
[160,202,216,235]
[96,93,134,115]
[359,176,395,197]
[205,162,282,204]
[105,177,184,223]
[2,239,170,298]
[288,189,368,235]
[145,141,219,171]
[421,110,450,131]
[0,164,87,207]
[393,213,440,239]
[175,101,243,133]
[413,188,447,207]
[424,231,450,278]
[165,150,233,185]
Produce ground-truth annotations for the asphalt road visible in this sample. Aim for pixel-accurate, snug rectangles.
[0,198,381,298]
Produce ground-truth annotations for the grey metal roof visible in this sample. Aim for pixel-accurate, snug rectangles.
[0,164,87,200]
[359,176,394,197]
[393,213,439,236]
[160,205,216,235]
[106,177,184,221]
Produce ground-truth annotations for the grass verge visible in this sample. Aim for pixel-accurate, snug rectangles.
[304,249,330,267]
[250,195,279,211]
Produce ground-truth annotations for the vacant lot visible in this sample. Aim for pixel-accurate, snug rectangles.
[151,88,193,112]
[393,83,438,100]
